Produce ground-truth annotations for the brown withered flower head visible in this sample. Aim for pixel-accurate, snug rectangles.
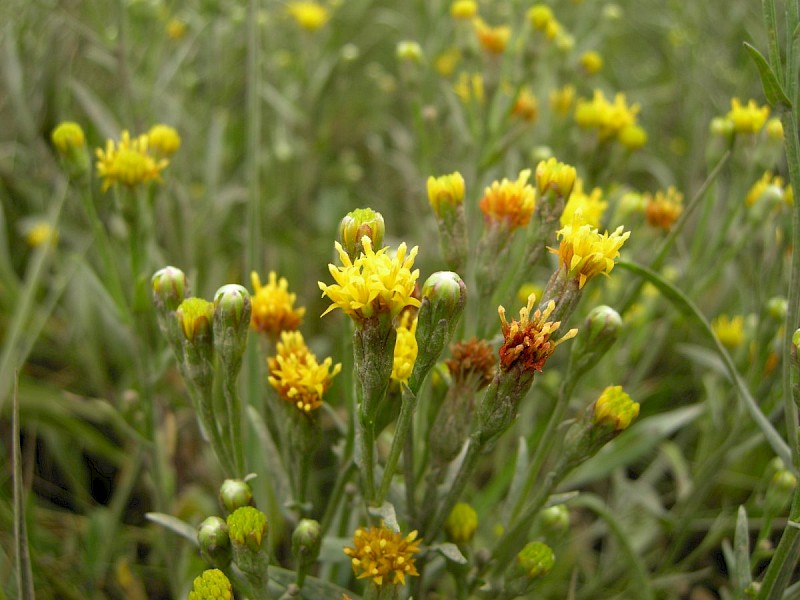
[446,338,496,389]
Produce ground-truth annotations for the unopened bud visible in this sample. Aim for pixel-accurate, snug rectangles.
[198,516,232,568]
[213,284,251,373]
[338,208,385,260]
[51,121,89,177]
[177,298,214,344]
[152,266,189,313]
[188,568,233,600]
[427,172,466,218]
[592,385,639,432]
[569,305,621,377]
[515,541,555,579]
[445,502,478,544]
[539,504,569,534]
[227,506,269,576]
[765,468,798,515]
[766,297,787,321]
[396,40,423,63]
[219,479,254,514]
[292,519,322,568]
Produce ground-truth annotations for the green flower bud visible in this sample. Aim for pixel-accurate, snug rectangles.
[592,386,639,432]
[338,208,385,260]
[227,507,270,577]
[765,468,798,515]
[792,329,800,351]
[198,516,232,568]
[188,568,233,600]
[766,297,788,321]
[569,305,622,377]
[51,121,89,178]
[411,272,467,390]
[445,502,478,544]
[516,541,555,579]
[710,116,734,139]
[152,266,189,313]
[177,298,215,344]
[219,479,254,514]
[213,284,251,372]
[396,40,423,63]
[292,519,322,569]
[539,504,569,535]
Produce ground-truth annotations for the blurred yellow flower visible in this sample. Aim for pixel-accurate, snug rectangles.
[579,50,603,75]
[550,84,576,117]
[453,72,485,104]
[745,172,788,207]
[560,179,607,228]
[435,48,461,76]
[473,18,511,54]
[527,5,554,31]
[51,121,85,154]
[287,1,330,31]
[765,117,784,141]
[727,98,769,134]
[147,124,181,156]
[319,238,421,322]
[166,18,187,40]
[343,525,421,587]
[250,271,306,338]
[512,87,539,122]
[536,157,576,199]
[479,169,536,231]
[445,502,478,544]
[268,331,341,413]
[644,186,683,230]
[552,217,630,288]
[575,90,644,146]
[712,314,744,349]
[391,312,418,385]
[25,222,58,247]
[95,130,168,192]
[593,386,639,431]
[618,123,648,149]
[427,171,465,217]
[450,0,478,19]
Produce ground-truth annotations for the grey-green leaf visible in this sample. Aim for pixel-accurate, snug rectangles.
[743,42,792,109]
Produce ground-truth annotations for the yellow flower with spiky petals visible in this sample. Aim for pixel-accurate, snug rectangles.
[343,524,422,587]
[473,18,511,54]
[712,314,744,349]
[593,385,639,431]
[552,217,630,288]
[479,170,536,231]
[250,271,306,338]
[319,238,421,323]
[95,130,168,192]
[391,312,418,385]
[287,1,330,31]
[268,331,341,413]
[574,90,641,142]
[560,179,607,228]
[727,97,770,134]
[535,157,576,199]
[645,186,683,230]
[498,294,577,373]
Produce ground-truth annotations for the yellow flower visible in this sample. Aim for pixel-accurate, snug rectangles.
[512,87,539,122]
[435,48,461,76]
[560,179,607,228]
[527,4,554,30]
[445,502,478,544]
[427,171,465,217]
[579,50,603,75]
[176,298,214,342]
[453,72,485,104]
[188,569,232,600]
[268,331,341,413]
[498,294,577,373]
[343,524,422,587]
[593,385,639,431]
[166,18,187,40]
[727,97,770,134]
[391,312,418,385]
[450,0,478,19]
[549,84,576,117]
[644,186,683,230]
[51,122,85,154]
[319,238,421,322]
[147,124,181,156]
[745,172,787,207]
[536,157,576,199]
[618,123,648,149]
[25,222,58,247]
[574,90,641,142]
[95,130,168,192]
[287,1,330,31]
[712,314,744,349]
[473,18,511,54]
[479,169,536,231]
[766,117,784,141]
[250,271,306,337]
[552,217,631,288]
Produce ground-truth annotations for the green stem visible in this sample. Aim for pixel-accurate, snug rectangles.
[425,437,482,540]
[245,0,261,274]
[222,373,245,476]
[320,459,356,535]
[376,385,417,504]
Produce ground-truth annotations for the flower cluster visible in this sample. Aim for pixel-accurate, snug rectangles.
[473,18,511,54]
[267,331,341,413]
[645,186,684,230]
[498,294,577,373]
[552,217,631,288]
[319,238,421,323]
[250,271,306,338]
[574,90,647,149]
[343,524,422,587]
[746,172,793,207]
[95,129,171,191]
[726,97,770,134]
[479,170,537,231]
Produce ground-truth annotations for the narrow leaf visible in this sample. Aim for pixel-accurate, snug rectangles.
[429,543,468,565]
[145,512,199,545]
[368,502,399,533]
[743,42,792,108]
[734,506,753,593]
[13,375,35,600]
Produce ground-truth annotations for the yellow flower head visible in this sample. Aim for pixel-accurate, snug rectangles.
[644,186,683,230]
[250,271,306,338]
[536,157,577,199]
[473,18,511,54]
[512,87,539,122]
[766,117,784,142]
[188,569,232,600]
[25,222,58,247]
[712,314,745,349]
[427,171,466,217]
[745,172,786,207]
[479,169,536,231]
[343,524,422,587]
[391,312,418,385]
[436,48,461,76]
[618,123,648,149]
[445,502,478,544]
[166,18,187,40]
[560,179,607,228]
[552,217,631,288]
[498,294,577,373]
[574,90,641,142]
[453,72,485,104]
[527,4,554,31]
[176,297,214,342]
[450,0,478,19]
[727,97,770,134]
[95,130,168,192]
[319,238,421,323]
[287,1,330,31]
[268,330,341,413]
[593,385,639,431]
[51,122,86,154]
[550,84,576,117]
[147,124,181,156]
[579,50,603,75]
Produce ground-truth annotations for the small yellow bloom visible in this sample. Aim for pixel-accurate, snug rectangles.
[745,172,787,207]
[268,331,341,413]
[712,314,745,349]
[593,385,639,432]
[512,87,539,122]
[535,157,576,199]
[95,130,168,192]
[644,186,683,230]
[176,297,214,342]
[188,569,232,600]
[51,122,85,154]
[473,18,511,54]
[396,40,423,63]
[727,98,769,134]
[250,271,306,338]
[498,294,577,373]
[549,84,576,117]
[618,123,648,149]
[574,90,641,142]
[453,72,485,104]
[766,117,784,141]
[343,524,422,587]
[560,179,607,228]
[391,312,418,385]
[435,48,461,76]
[479,169,536,231]
[579,50,603,75]
[552,217,631,288]
[287,1,330,31]
[527,4,554,30]
[450,0,478,19]
[147,124,181,156]
[166,18,187,40]
[427,171,465,217]
[445,502,478,544]
[319,238,421,322]
[25,222,58,247]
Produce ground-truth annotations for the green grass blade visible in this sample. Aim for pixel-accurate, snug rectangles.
[12,376,35,600]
